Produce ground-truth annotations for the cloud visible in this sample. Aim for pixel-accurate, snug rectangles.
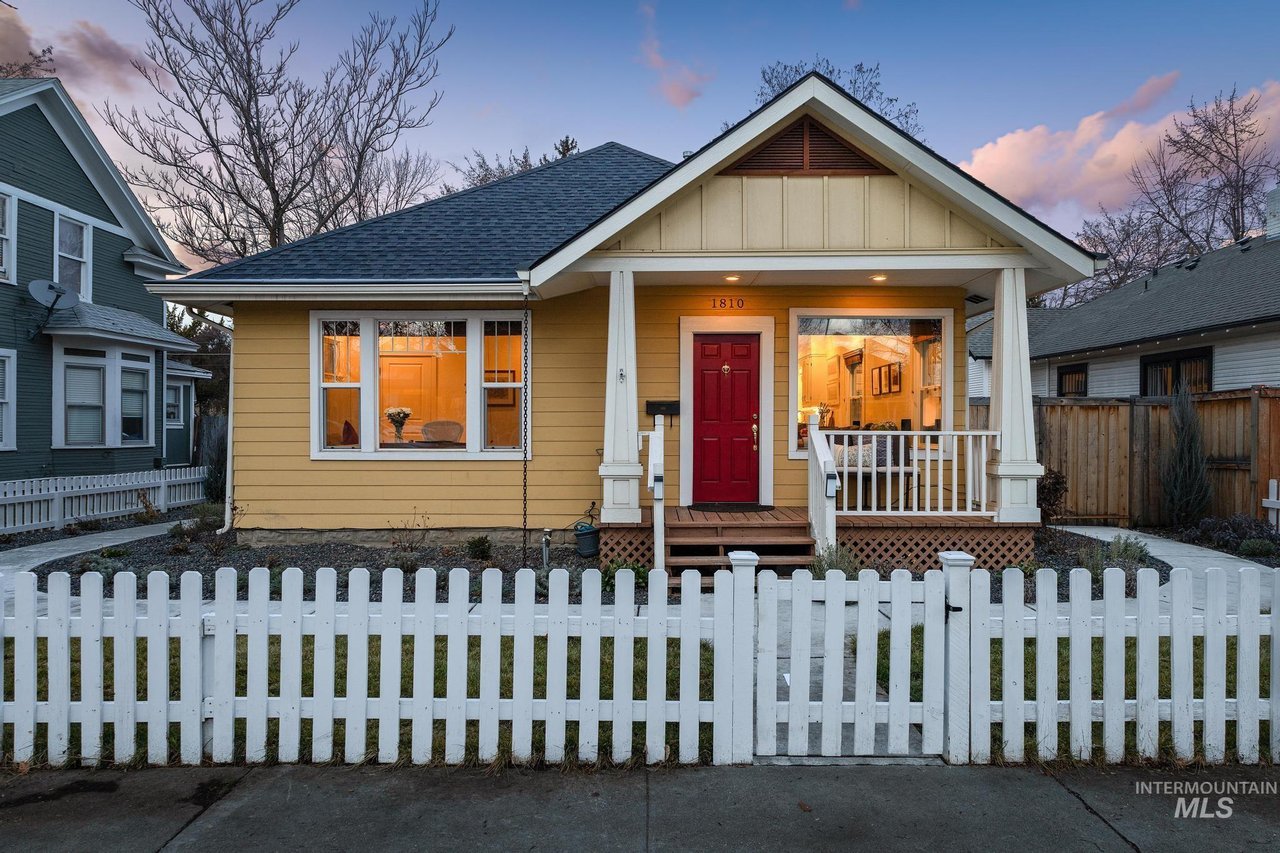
[58,21,146,93]
[1105,71,1180,119]
[0,9,45,67]
[960,77,1280,229]
[638,3,712,109]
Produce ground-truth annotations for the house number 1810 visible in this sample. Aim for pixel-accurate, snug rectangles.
[711,297,746,309]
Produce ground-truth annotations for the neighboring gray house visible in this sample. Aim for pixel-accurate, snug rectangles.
[0,78,201,481]
[969,190,1280,399]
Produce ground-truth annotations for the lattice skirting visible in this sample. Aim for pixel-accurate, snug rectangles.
[837,523,1034,573]
[600,526,654,568]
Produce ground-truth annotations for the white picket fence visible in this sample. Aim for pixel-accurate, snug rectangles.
[0,555,1276,767]
[0,467,208,533]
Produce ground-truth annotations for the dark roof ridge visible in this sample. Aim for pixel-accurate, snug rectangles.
[187,141,670,281]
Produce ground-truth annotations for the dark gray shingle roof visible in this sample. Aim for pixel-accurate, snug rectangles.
[44,303,196,351]
[968,237,1280,360]
[188,143,673,283]
[0,78,50,98]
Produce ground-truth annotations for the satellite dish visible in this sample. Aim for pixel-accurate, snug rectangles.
[28,279,80,312]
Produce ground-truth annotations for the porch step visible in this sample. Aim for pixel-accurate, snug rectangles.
[665,534,815,547]
[665,554,815,568]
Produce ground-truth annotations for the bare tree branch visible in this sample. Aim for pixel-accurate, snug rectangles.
[102,0,453,265]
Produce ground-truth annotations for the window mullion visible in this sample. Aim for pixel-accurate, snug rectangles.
[466,315,482,453]
[360,317,377,453]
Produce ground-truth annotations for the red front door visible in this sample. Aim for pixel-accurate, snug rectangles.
[692,334,761,504]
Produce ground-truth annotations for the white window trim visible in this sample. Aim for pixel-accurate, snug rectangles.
[54,214,93,303]
[52,341,155,449]
[165,383,185,427]
[786,307,954,461]
[0,348,15,451]
[309,310,532,461]
[0,192,15,285]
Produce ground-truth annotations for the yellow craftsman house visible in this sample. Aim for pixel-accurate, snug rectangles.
[155,73,1102,571]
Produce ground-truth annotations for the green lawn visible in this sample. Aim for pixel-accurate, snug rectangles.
[2,635,716,768]
[863,625,1274,763]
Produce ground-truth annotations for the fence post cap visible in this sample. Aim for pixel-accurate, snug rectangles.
[937,550,977,568]
[727,550,760,568]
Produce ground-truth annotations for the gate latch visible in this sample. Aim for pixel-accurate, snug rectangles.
[944,603,964,621]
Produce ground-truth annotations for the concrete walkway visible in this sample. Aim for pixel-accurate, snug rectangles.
[2,763,1277,851]
[1058,525,1275,613]
[0,521,181,573]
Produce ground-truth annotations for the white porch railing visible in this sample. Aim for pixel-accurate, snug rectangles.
[806,416,838,549]
[813,425,999,517]
[641,415,666,570]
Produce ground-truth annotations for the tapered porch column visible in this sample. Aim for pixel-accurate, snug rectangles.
[599,269,642,523]
[988,267,1044,523]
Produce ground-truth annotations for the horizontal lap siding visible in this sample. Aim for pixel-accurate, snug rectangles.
[635,285,969,508]
[232,295,607,530]
[236,287,969,530]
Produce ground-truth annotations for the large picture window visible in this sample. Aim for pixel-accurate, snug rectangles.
[790,311,948,455]
[311,312,528,459]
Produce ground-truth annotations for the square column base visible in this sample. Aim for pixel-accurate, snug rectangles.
[600,463,643,523]
[990,461,1043,524]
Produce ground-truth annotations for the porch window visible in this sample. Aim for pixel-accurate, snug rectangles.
[1140,347,1212,396]
[311,312,528,458]
[792,313,946,452]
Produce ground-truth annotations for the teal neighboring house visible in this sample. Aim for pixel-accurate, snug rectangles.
[0,78,207,482]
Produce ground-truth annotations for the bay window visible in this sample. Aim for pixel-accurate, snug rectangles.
[312,312,528,458]
[789,310,949,456]
[54,344,155,448]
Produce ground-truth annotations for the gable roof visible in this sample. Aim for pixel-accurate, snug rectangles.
[184,143,673,284]
[528,72,1100,289]
[0,78,184,273]
[967,237,1280,360]
[967,308,1068,359]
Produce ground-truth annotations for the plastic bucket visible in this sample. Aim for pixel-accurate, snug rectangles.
[573,522,601,558]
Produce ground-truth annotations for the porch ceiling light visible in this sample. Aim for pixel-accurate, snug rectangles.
[723,274,741,282]
[869,274,888,282]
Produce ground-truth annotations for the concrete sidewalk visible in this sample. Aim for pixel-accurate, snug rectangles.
[1,763,1276,851]
[1058,525,1275,614]
[0,521,182,573]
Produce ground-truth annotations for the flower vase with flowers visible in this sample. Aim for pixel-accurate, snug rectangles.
[384,407,412,443]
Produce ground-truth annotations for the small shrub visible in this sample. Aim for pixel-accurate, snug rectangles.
[202,533,229,561]
[1180,514,1280,552]
[134,489,160,522]
[264,552,284,570]
[601,559,649,592]
[1076,544,1106,577]
[191,502,224,534]
[0,533,12,546]
[464,534,493,562]
[169,520,194,541]
[811,543,858,575]
[1238,538,1277,558]
[77,553,125,578]
[389,547,418,573]
[100,546,130,559]
[73,518,104,533]
[1016,557,1042,576]
[389,509,430,551]
[168,540,191,555]
[1163,382,1211,526]
[1107,534,1150,564]
[1038,466,1068,525]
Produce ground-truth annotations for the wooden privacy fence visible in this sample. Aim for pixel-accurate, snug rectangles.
[970,387,1280,525]
[1,558,1276,767]
[0,467,209,533]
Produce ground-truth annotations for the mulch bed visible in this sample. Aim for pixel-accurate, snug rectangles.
[987,528,1173,604]
[0,506,196,553]
[32,527,641,604]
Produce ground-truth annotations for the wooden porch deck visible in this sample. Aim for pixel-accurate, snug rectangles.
[601,506,1035,573]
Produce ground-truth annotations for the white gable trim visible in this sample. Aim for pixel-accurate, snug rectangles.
[0,81,184,270]
[529,76,1097,289]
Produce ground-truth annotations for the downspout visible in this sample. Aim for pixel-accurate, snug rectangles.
[216,315,234,534]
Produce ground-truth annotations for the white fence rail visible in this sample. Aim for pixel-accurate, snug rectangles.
[1,558,1276,768]
[1265,478,1280,531]
[0,467,208,533]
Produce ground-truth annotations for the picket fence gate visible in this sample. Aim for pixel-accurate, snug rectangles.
[0,467,208,533]
[0,554,1277,767]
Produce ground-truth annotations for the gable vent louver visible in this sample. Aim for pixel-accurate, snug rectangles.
[722,116,891,176]
[965,294,989,304]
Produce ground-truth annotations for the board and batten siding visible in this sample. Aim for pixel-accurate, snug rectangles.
[233,285,970,531]
[601,175,1015,253]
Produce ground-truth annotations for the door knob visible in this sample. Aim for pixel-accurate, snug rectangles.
[751,422,759,451]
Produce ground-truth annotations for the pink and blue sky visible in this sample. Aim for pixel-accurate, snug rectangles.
[4,0,1279,236]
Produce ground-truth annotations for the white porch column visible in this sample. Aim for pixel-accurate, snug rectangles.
[599,269,642,523]
[988,267,1044,523]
